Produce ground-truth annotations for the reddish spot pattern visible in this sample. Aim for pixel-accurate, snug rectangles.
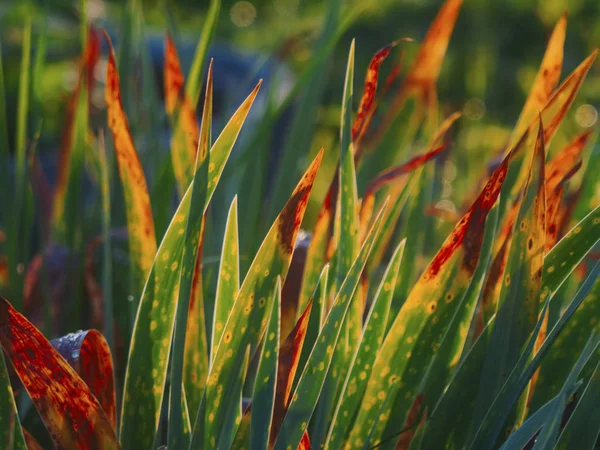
[103,32,156,275]
[164,35,202,181]
[270,299,313,445]
[365,144,446,198]
[298,431,311,450]
[352,43,396,141]
[426,151,508,279]
[396,393,425,450]
[51,330,117,430]
[278,150,323,255]
[0,298,119,449]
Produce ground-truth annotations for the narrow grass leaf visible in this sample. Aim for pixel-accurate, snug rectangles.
[167,58,214,450]
[555,358,600,450]
[120,81,261,450]
[104,32,157,295]
[273,202,387,450]
[295,265,329,390]
[270,295,312,444]
[345,142,510,447]
[251,279,281,450]
[326,240,405,448]
[0,351,26,450]
[507,13,566,150]
[194,150,323,449]
[186,0,220,107]
[471,120,546,432]
[530,335,599,450]
[212,196,240,360]
[164,35,200,195]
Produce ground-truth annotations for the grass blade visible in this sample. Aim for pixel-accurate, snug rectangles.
[250,279,281,450]
[326,240,405,448]
[345,141,511,447]
[119,80,260,450]
[186,0,220,107]
[273,202,387,450]
[104,32,157,297]
[192,149,323,449]
[0,350,26,450]
[211,196,240,360]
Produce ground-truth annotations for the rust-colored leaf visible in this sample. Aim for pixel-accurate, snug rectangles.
[51,330,117,430]
[0,297,119,449]
[270,300,313,445]
[51,27,101,231]
[404,0,462,94]
[478,129,588,329]
[396,394,424,450]
[23,428,44,450]
[104,31,156,290]
[375,0,462,138]
[164,34,201,192]
[427,148,509,279]
[352,42,398,145]
[508,13,566,149]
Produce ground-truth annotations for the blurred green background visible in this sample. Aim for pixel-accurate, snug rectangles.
[1,0,598,148]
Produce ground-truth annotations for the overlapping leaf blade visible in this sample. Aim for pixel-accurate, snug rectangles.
[326,240,405,448]
[0,297,119,449]
[345,140,511,447]
[193,149,323,448]
[119,81,261,449]
[273,202,387,450]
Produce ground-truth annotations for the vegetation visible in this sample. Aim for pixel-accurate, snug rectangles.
[0,0,599,449]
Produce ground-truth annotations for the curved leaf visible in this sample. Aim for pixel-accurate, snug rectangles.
[0,297,119,450]
[50,330,117,429]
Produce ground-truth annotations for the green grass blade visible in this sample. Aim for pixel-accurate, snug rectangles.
[186,0,220,107]
[250,278,281,450]
[555,358,600,450]
[345,144,511,447]
[192,150,323,449]
[0,39,9,235]
[530,334,599,450]
[231,409,252,450]
[326,240,405,448]
[273,201,387,450]
[119,82,260,450]
[167,61,214,450]
[8,18,31,306]
[0,351,27,450]
[217,345,251,450]
[294,264,329,392]
[530,268,600,412]
[497,398,558,450]
[541,205,600,302]
[466,262,600,449]
[470,122,546,433]
[98,136,114,353]
[211,196,240,361]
